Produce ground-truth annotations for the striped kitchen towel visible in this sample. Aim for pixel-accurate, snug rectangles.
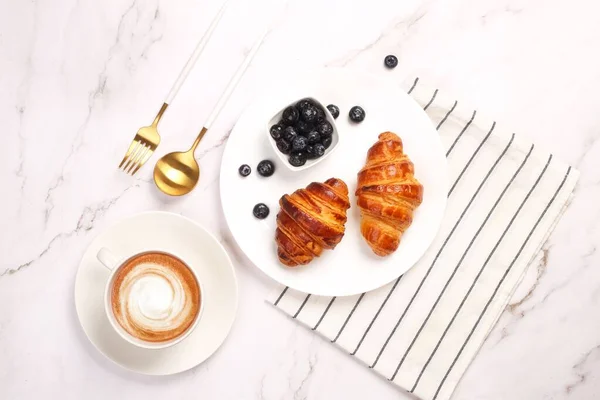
[267,77,579,400]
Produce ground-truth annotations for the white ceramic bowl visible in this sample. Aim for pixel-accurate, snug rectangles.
[266,97,340,171]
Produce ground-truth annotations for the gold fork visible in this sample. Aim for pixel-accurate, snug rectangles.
[118,103,167,175]
[118,0,231,175]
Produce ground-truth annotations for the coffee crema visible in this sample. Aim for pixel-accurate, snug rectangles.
[110,252,200,343]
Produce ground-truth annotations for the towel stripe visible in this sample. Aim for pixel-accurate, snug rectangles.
[424,89,439,110]
[446,110,477,157]
[437,101,458,130]
[432,164,570,400]
[333,293,366,342]
[313,297,337,330]
[408,77,420,94]
[293,294,311,318]
[391,134,518,378]
[351,275,404,355]
[448,121,495,196]
[409,143,535,391]
[370,123,504,369]
[274,286,288,306]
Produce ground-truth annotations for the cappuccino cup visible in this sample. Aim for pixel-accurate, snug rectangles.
[97,248,203,349]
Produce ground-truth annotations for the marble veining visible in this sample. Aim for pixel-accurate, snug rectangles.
[2,0,599,399]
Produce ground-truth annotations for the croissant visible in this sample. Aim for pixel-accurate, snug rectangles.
[356,132,423,257]
[276,178,350,267]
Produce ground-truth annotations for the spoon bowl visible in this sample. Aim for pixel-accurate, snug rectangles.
[154,150,200,196]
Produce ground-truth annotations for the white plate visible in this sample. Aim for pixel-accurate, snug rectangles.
[74,212,238,375]
[220,68,447,296]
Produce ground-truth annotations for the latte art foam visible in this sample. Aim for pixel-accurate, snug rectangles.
[110,253,200,343]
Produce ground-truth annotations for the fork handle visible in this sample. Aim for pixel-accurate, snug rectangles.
[204,29,268,129]
[164,0,231,105]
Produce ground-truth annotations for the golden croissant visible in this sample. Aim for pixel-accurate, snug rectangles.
[276,178,350,267]
[356,132,423,256]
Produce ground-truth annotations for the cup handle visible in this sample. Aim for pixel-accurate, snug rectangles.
[97,248,118,270]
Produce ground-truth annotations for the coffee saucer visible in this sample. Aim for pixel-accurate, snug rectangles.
[74,211,238,375]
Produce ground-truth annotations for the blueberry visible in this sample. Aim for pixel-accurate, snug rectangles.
[349,106,366,122]
[326,104,340,119]
[257,160,275,177]
[276,139,291,154]
[322,136,333,149]
[317,121,333,137]
[282,106,299,125]
[282,126,297,143]
[300,105,319,123]
[292,135,308,152]
[238,164,251,177]
[307,143,326,159]
[296,98,313,111]
[306,130,321,145]
[270,124,284,140]
[305,145,315,158]
[384,54,398,69]
[315,106,326,122]
[289,151,307,167]
[253,203,270,219]
[295,120,313,135]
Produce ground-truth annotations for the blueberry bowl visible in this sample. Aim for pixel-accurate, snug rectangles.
[266,97,340,171]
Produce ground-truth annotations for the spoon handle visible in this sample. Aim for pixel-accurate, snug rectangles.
[164,0,231,105]
[204,29,268,130]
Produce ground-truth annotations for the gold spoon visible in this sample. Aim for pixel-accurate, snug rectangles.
[154,30,268,196]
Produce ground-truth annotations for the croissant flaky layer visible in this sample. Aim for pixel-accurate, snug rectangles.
[276,178,350,267]
[356,132,423,257]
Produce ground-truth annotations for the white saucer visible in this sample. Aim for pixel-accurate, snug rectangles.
[220,68,448,296]
[74,212,238,375]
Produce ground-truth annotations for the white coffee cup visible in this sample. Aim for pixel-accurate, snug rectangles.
[97,248,203,350]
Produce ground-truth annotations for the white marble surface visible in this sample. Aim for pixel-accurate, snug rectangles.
[0,0,598,399]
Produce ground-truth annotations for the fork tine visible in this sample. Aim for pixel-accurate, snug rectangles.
[120,141,142,171]
[127,144,150,175]
[119,140,140,169]
[131,146,154,175]
[126,143,148,175]
[121,142,144,172]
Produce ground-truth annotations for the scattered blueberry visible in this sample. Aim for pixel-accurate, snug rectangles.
[322,136,333,149]
[307,143,326,159]
[327,104,340,119]
[292,135,308,152]
[282,106,300,125]
[349,106,366,122]
[270,124,284,140]
[276,139,291,154]
[282,126,298,143]
[253,203,270,219]
[289,151,308,167]
[238,164,251,177]
[384,54,398,69]
[257,160,275,177]
[295,120,313,135]
[300,105,319,123]
[317,121,333,137]
[306,130,321,145]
